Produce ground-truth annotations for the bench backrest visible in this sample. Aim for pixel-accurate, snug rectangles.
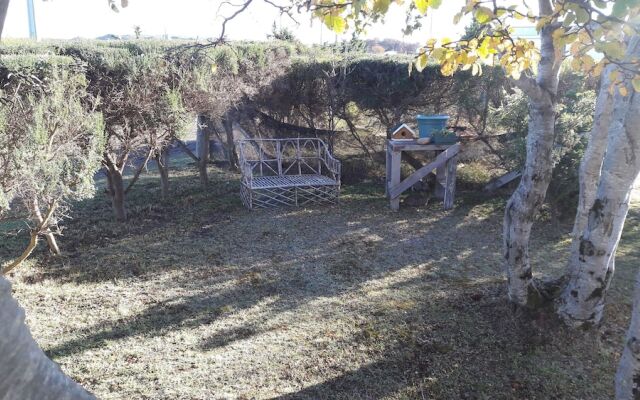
[237,138,332,178]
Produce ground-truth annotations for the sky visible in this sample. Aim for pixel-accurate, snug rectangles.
[2,0,470,44]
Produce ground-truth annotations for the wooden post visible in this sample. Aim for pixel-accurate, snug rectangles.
[443,155,458,210]
[385,145,391,197]
[435,150,446,200]
[390,149,401,211]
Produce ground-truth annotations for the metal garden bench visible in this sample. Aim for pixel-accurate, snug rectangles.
[237,138,341,209]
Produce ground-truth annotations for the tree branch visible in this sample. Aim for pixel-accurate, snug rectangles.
[174,138,200,162]
[124,148,153,194]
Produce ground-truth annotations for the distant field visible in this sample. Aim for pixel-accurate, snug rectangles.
[1,160,638,399]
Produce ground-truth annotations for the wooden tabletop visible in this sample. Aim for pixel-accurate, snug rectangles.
[387,140,457,151]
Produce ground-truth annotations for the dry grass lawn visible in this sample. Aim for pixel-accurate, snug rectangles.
[1,163,639,399]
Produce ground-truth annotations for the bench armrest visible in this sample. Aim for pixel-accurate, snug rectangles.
[240,162,253,183]
[324,152,341,183]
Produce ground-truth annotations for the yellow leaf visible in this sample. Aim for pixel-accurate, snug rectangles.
[552,27,565,40]
[609,70,619,83]
[592,61,605,77]
[580,54,595,71]
[632,77,640,92]
[571,57,581,70]
[619,86,628,96]
[431,47,446,60]
[415,53,428,72]
[415,0,429,14]
[474,6,494,24]
[536,16,550,31]
[373,0,391,13]
[324,15,347,33]
[575,7,589,24]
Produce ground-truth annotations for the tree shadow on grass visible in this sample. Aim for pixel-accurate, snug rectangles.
[270,283,614,400]
[42,189,501,355]
[11,165,610,398]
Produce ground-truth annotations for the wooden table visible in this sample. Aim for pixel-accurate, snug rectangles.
[385,140,460,211]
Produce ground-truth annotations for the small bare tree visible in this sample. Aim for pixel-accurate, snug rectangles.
[0,66,104,273]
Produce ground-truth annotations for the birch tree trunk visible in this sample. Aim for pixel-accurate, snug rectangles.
[0,0,10,40]
[570,63,618,250]
[0,276,94,399]
[196,114,210,187]
[503,11,562,307]
[558,83,640,327]
[568,38,640,279]
[616,270,640,400]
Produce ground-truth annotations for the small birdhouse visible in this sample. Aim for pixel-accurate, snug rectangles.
[391,123,416,140]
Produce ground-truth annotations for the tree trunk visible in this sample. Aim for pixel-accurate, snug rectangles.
[503,12,561,307]
[124,148,153,195]
[105,163,127,222]
[0,276,94,399]
[0,0,10,39]
[503,97,557,306]
[30,198,60,256]
[616,270,640,400]
[569,38,640,279]
[157,148,170,199]
[222,115,239,171]
[558,83,640,327]
[2,231,38,275]
[196,114,210,187]
[570,64,618,249]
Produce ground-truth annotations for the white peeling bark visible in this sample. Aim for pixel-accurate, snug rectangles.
[0,0,10,40]
[0,276,94,400]
[616,270,640,400]
[504,98,557,305]
[569,38,640,278]
[559,83,640,327]
[570,63,617,253]
[503,9,562,306]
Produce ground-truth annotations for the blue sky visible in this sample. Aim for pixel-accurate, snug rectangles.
[3,0,468,43]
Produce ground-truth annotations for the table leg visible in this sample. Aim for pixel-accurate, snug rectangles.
[435,150,445,199]
[443,155,458,210]
[385,145,391,197]
[390,149,401,211]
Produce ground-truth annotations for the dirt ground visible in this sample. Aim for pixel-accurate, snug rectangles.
[1,164,638,399]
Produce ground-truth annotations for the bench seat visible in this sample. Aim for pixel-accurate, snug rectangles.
[251,174,338,189]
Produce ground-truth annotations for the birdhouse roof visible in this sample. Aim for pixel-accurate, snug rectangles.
[391,123,415,136]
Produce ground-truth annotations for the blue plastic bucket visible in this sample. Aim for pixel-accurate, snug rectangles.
[416,115,449,138]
